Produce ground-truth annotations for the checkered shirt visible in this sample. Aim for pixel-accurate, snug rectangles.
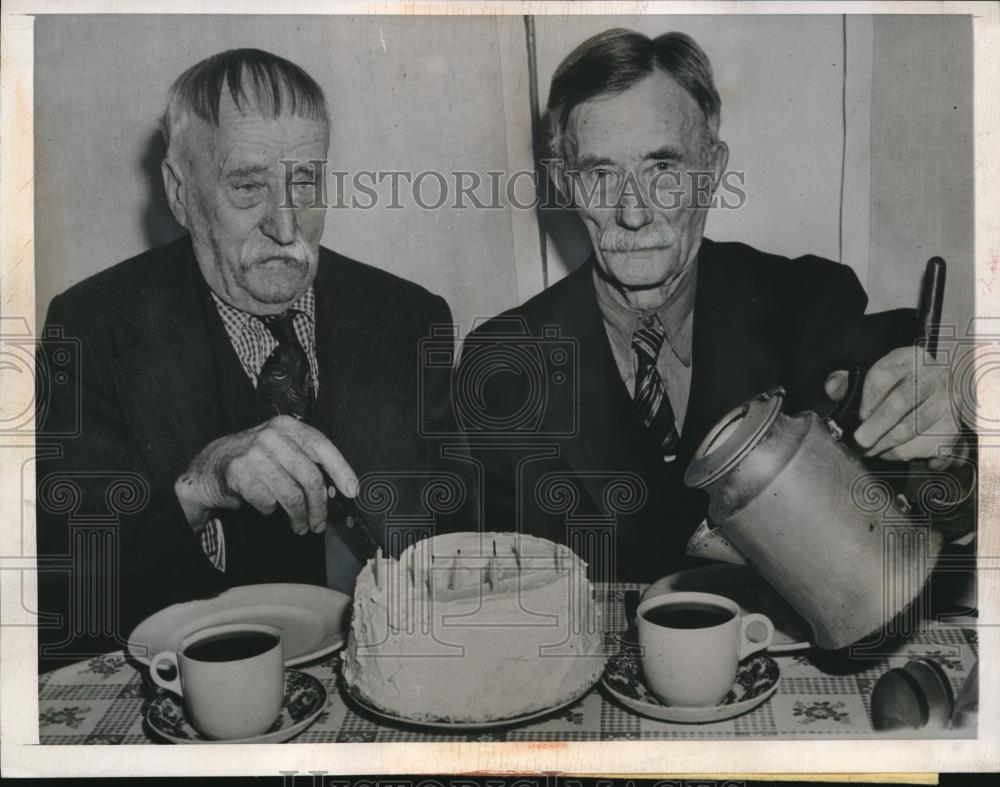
[210,288,319,390]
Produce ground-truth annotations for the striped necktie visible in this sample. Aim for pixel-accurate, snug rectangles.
[631,317,680,458]
[257,311,314,421]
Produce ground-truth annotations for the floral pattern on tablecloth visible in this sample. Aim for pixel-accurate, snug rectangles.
[80,655,126,680]
[40,705,91,729]
[792,700,851,725]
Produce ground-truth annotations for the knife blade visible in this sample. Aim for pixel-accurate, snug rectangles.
[325,480,381,562]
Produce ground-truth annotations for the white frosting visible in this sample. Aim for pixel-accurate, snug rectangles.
[341,532,606,722]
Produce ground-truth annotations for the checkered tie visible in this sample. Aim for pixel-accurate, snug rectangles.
[632,318,680,457]
[257,311,314,421]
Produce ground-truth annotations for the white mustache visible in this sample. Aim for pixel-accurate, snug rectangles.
[599,227,677,252]
[240,235,318,269]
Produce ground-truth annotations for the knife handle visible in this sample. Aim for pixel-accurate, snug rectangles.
[917,256,946,358]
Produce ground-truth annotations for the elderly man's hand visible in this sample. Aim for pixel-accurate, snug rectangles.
[824,347,965,468]
[174,415,359,535]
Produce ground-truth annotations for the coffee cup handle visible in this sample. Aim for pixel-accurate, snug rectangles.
[738,613,775,658]
[150,651,183,696]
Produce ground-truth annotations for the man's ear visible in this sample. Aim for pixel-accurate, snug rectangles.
[708,139,730,191]
[161,156,188,228]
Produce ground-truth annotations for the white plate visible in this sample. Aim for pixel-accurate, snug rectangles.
[602,650,780,723]
[644,564,813,653]
[127,583,351,666]
[345,676,599,731]
[146,669,326,744]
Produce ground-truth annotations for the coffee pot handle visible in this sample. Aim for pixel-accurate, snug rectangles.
[150,651,183,697]
[825,366,865,444]
[738,613,775,659]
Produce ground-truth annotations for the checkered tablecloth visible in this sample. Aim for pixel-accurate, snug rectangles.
[37,584,979,743]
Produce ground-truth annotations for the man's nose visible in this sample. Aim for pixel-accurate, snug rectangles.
[260,198,298,245]
[616,192,653,230]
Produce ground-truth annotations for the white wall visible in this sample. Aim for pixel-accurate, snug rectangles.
[34,14,974,336]
[868,15,974,332]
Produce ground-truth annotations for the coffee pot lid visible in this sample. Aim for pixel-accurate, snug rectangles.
[684,387,785,490]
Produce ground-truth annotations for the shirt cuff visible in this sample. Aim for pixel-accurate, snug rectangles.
[199,518,227,572]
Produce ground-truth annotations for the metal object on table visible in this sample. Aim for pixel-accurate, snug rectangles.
[870,658,954,731]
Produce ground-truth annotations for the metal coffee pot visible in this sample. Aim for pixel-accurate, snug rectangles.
[684,386,943,650]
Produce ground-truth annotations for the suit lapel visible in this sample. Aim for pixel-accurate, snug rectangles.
[109,239,232,482]
[310,250,395,463]
[550,260,663,509]
[680,239,785,457]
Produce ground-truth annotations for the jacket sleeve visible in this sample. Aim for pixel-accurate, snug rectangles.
[36,293,226,670]
[782,257,880,415]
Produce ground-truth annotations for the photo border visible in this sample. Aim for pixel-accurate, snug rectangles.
[2,0,997,778]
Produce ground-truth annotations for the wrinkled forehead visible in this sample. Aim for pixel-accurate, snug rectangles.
[191,90,330,169]
[567,70,707,163]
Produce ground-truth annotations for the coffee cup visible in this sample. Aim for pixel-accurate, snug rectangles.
[150,622,284,740]
[637,591,774,707]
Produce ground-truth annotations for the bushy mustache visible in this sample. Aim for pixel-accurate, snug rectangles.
[599,226,677,252]
[240,235,318,269]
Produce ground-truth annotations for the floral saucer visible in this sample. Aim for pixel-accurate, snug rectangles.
[602,649,780,723]
[145,669,326,744]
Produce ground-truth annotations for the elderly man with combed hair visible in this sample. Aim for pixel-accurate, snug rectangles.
[460,29,974,582]
[36,49,468,666]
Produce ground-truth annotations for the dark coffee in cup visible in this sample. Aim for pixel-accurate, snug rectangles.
[184,632,280,663]
[642,602,735,630]
[150,623,284,739]
[637,592,775,707]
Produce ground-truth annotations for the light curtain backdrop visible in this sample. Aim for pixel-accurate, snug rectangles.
[34,14,973,337]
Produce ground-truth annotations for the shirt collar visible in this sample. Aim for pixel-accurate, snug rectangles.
[592,246,698,367]
[211,287,316,332]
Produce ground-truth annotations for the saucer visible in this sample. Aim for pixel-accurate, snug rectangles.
[602,649,780,723]
[145,669,326,744]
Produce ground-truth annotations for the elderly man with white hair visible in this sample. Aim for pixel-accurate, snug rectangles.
[36,49,467,666]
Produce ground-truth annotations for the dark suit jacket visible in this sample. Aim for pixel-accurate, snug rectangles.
[36,236,470,668]
[460,238,918,583]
